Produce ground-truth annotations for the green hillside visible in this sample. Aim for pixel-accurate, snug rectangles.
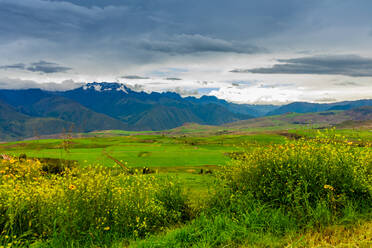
[225,106,372,130]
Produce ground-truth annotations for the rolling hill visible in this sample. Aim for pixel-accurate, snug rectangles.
[0,99,73,140]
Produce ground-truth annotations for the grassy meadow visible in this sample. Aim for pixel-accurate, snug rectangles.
[0,133,285,169]
[0,127,371,247]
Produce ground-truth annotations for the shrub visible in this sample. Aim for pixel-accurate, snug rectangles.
[218,130,372,219]
[0,157,190,246]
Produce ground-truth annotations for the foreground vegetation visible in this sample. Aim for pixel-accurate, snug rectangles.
[0,129,371,247]
[0,159,191,247]
[135,130,372,247]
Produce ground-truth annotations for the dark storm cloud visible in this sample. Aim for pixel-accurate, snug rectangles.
[2,0,372,93]
[121,75,150,79]
[46,0,308,39]
[0,0,314,60]
[2,0,372,56]
[0,61,71,74]
[231,55,372,77]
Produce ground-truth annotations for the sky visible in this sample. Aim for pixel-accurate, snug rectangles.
[0,0,371,104]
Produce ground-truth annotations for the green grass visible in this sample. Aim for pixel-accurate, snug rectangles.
[0,134,285,168]
[289,128,372,141]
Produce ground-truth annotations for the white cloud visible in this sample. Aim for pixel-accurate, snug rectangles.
[0,77,83,91]
[209,85,302,105]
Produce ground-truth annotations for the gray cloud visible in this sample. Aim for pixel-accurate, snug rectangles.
[230,81,255,86]
[197,81,210,85]
[165,77,182,81]
[2,0,372,69]
[26,61,72,74]
[170,87,198,96]
[259,83,294,88]
[334,81,361,86]
[147,82,168,85]
[121,75,150,79]
[140,34,265,54]
[0,63,26,70]
[314,97,338,103]
[126,84,145,92]
[0,61,72,74]
[231,55,372,77]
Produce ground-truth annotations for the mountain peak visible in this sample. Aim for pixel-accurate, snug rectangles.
[82,82,131,94]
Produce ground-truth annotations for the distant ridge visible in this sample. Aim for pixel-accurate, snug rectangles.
[57,82,253,131]
[0,82,371,140]
[266,99,372,116]
[0,83,253,139]
[226,106,372,130]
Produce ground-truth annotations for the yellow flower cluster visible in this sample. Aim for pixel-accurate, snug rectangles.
[221,130,372,212]
[0,157,187,243]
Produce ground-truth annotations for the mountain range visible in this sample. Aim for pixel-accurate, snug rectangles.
[0,82,371,140]
[267,99,372,116]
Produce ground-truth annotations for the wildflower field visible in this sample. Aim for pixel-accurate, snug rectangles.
[0,129,371,247]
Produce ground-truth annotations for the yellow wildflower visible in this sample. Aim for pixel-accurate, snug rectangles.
[68,184,77,190]
[324,184,334,191]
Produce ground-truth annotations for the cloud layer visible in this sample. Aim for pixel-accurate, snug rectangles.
[0,61,71,74]
[140,34,264,54]
[232,55,372,77]
[0,78,82,91]
[121,75,150,80]
[1,0,372,103]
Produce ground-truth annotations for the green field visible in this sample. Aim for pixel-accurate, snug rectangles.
[0,133,286,169]
[0,127,371,247]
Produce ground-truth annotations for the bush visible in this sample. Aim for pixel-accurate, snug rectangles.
[0,157,190,246]
[218,130,372,219]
